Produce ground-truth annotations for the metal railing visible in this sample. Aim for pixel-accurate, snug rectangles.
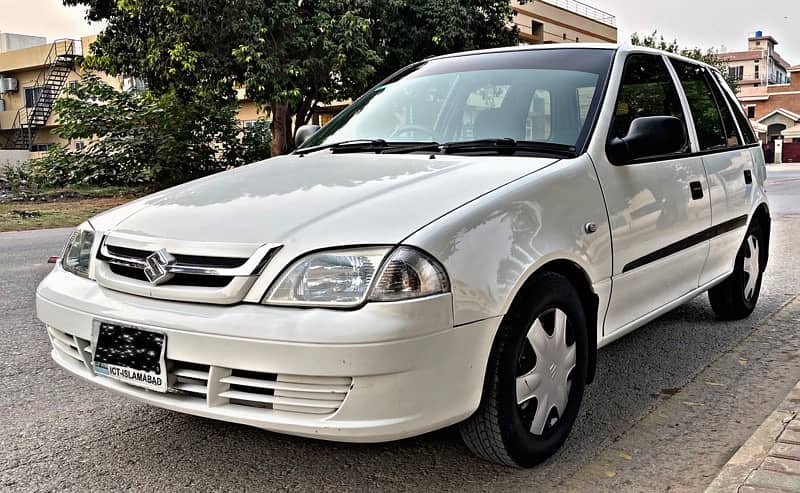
[540,0,617,27]
[8,39,81,149]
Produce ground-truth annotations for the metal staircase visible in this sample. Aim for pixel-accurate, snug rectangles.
[1,39,81,150]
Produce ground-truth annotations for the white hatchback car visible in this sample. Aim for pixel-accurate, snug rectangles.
[37,45,770,467]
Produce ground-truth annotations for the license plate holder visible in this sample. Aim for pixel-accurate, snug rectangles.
[92,321,168,393]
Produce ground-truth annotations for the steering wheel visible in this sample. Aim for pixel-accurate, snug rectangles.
[389,125,435,140]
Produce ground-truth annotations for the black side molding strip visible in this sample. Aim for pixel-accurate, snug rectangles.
[622,215,748,273]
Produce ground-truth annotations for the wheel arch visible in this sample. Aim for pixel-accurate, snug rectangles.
[504,258,600,384]
[750,202,771,269]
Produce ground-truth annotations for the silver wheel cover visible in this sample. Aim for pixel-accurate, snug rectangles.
[743,234,760,302]
[516,308,576,435]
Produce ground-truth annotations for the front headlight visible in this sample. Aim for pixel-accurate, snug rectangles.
[61,223,95,278]
[264,246,450,307]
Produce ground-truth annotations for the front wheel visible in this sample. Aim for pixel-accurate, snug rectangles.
[460,272,588,467]
[708,223,766,320]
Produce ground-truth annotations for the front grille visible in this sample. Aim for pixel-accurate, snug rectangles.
[106,245,248,269]
[166,359,352,416]
[93,234,282,304]
[108,264,234,288]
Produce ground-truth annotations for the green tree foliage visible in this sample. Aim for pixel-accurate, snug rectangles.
[240,118,273,165]
[27,75,244,188]
[368,0,520,85]
[630,31,738,92]
[64,0,518,156]
[231,0,382,155]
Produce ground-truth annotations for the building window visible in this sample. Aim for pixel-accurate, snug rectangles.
[24,87,42,108]
[68,80,79,91]
[74,141,85,151]
[754,61,760,81]
[747,106,756,118]
[563,33,567,40]
[30,144,51,152]
[242,120,257,129]
[729,66,744,81]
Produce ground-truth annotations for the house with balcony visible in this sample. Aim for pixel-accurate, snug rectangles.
[512,0,617,45]
[0,33,94,165]
[720,32,791,88]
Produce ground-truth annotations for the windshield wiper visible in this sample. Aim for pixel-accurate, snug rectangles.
[379,142,441,154]
[295,139,390,155]
[298,137,577,157]
[380,138,577,157]
[439,138,577,157]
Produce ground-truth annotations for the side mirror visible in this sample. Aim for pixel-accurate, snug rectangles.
[607,116,686,165]
[295,124,321,148]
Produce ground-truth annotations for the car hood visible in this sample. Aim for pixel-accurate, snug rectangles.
[92,152,558,249]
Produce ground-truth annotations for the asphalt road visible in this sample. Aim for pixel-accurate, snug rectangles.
[2,166,800,492]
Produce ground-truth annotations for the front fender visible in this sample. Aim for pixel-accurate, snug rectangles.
[404,155,612,327]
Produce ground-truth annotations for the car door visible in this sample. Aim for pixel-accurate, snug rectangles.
[667,61,756,284]
[590,52,712,335]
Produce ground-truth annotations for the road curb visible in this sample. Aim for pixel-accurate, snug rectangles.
[706,299,800,493]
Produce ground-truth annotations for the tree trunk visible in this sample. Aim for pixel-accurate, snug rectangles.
[270,101,290,156]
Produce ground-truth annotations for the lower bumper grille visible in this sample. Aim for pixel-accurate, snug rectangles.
[48,330,352,417]
[48,327,91,365]
[169,361,351,416]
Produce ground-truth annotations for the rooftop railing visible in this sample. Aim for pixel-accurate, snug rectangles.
[537,0,617,27]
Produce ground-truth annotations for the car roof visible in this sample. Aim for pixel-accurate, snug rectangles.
[429,43,719,73]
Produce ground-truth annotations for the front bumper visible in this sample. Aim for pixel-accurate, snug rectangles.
[36,267,499,442]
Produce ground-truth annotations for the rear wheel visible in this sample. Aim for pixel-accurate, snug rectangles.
[460,272,588,467]
[708,223,766,320]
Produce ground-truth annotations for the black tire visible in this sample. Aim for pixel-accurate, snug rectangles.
[460,272,588,467]
[708,222,766,320]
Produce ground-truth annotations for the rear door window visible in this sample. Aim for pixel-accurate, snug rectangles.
[707,73,742,147]
[670,60,727,150]
[713,71,759,145]
[671,60,742,149]
[610,54,689,155]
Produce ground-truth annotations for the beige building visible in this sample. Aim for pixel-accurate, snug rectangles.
[720,32,791,88]
[0,33,129,164]
[0,33,263,163]
[513,0,617,45]
[0,35,83,155]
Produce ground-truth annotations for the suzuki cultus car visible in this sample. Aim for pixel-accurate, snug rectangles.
[38,45,770,467]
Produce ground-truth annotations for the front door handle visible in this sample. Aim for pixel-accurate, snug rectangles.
[689,181,704,200]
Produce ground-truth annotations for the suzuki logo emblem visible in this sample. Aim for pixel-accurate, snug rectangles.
[143,249,176,285]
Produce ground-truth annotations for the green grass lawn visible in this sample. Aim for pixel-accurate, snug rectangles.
[0,194,141,232]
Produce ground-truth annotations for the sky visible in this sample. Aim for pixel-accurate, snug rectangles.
[1,0,798,65]
[596,0,799,64]
[0,0,102,42]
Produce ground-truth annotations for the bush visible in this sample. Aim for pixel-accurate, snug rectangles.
[16,75,257,190]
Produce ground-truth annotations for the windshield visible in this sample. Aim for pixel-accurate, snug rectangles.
[302,48,615,152]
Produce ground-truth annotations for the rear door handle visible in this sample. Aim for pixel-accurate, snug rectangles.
[689,181,704,200]
[744,169,753,184]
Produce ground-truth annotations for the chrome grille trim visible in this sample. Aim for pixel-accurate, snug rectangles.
[98,235,280,277]
[93,233,282,304]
